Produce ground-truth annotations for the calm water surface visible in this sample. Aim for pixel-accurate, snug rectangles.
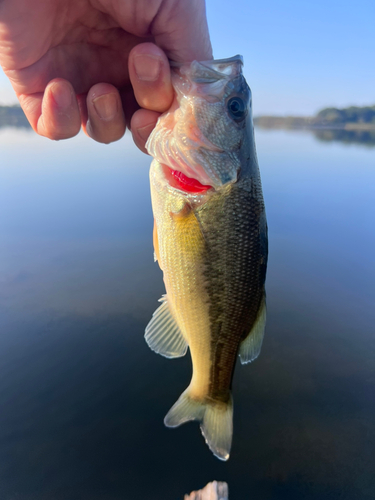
[0,128,374,499]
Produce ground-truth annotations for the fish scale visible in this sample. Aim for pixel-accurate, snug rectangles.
[196,182,266,400]
[145,55,268,461]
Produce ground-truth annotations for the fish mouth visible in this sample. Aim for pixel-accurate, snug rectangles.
[147,55,244,192]
[161,164,213,194]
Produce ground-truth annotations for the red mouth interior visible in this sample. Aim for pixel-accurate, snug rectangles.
[169,168,212,193]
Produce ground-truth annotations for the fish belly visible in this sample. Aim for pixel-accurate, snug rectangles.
[150,161,213,400]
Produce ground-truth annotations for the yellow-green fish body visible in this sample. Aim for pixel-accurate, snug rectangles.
[145,56,268,460]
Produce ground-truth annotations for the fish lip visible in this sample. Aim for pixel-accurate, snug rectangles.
[170,55,244,86]
[170,54,244,68]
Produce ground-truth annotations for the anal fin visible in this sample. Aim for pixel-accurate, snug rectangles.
[145,296,188,358]
[239,294,266,365]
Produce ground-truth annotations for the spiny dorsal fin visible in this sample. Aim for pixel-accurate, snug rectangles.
[239,294,266,365]
[145,296,188,358]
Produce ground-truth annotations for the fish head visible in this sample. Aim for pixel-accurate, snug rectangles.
[146,55,253,192]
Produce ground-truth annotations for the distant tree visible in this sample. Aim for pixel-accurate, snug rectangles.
[316,105,375,124]
[0,105,30,128]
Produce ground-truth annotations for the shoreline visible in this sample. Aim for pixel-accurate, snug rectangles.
[253,118,375,132]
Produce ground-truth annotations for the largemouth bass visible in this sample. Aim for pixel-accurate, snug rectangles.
[145,55,268,461]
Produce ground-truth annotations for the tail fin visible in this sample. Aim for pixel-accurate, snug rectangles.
[164,388,233,461]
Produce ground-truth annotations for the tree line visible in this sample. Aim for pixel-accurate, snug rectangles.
[254,105,375,129]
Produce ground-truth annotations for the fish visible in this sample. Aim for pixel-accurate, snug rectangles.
[144,55,268,461]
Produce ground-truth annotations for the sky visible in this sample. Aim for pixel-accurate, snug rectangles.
[0,0,374,115]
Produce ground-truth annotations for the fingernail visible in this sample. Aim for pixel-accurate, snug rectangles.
[134,54,161,82]
[50,82,72,109]
[93,93,118,121]
[137,122,155,142]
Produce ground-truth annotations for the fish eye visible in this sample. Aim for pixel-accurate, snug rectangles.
[227,97,246,121]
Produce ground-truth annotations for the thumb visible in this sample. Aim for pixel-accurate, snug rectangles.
[152,0,213,62]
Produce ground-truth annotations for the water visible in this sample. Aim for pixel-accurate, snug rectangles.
[0,127,374,499]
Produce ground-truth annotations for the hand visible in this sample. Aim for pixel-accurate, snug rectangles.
[0,0,212,150]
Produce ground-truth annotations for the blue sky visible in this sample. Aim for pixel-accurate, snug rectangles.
[0,0,374,114]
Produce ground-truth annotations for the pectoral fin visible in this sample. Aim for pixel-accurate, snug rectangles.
[145,296,188,358]
[239,294,266,364]
[170,200,192,220]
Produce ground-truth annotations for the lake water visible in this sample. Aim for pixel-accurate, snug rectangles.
[0,127,374,499]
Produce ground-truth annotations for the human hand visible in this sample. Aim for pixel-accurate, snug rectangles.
[0,0,212,150]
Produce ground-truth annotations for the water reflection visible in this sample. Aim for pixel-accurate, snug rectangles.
[0,128,374,499]
[313,128,375,147]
